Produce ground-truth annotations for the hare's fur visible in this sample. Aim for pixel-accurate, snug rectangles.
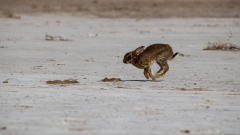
[123,44,178,81]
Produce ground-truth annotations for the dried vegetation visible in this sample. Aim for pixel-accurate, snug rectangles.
[204,31,240,51]
[46,79,79,84]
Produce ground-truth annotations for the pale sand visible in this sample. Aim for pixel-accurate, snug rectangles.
[0,14,240,135]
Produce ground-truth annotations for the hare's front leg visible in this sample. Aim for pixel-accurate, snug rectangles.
[145,67,156,81]
[155,60,169,78]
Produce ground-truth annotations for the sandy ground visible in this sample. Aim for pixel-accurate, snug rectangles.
[1,14,240,135]
[0,0,240,18]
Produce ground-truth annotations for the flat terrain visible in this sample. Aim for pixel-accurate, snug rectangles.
[0,14,240,135]
[0,0,240,18]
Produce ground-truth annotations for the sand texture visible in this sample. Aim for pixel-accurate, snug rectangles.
[0,14,240,135]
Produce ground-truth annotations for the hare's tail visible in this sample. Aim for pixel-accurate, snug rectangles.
[172,52,178,59]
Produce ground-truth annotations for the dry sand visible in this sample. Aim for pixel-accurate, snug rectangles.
[0,0,240,18]
[0,14,240,135]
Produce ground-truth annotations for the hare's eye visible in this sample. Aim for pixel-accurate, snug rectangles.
[127,55,131,59]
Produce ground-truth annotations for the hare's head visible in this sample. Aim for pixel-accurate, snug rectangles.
[123,46,145,64]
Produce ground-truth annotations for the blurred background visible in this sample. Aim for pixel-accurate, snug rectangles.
[0,0,240,18]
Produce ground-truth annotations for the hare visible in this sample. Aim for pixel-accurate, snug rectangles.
[123,44,178,81]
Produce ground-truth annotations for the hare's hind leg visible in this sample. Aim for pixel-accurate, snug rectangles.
[145,67,156,81]
[156,61,163,73]
[143,68,150,79]
[155,60,169,78]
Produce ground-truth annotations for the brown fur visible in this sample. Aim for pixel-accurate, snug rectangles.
[123,44,178,81]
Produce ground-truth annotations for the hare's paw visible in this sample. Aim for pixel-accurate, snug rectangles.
[154,73,164,78]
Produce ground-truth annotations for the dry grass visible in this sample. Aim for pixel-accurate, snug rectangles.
[204,41,240,51]
[46,79,79,84]
[100,77,122,82]
[45,34,72,41]
[204,31,240,51]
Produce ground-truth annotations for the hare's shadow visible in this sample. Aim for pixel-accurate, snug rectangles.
[123,80,162,82]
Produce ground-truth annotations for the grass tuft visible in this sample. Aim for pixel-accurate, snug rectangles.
[204,30,240,51]
[204,41,240,51]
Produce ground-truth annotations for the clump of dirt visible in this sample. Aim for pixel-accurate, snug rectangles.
[180,130,190,134]
[46,79,79,84]
[178,53,191,57]
[0,127,6,130]
[100,77,122,82]
[20,105,33,109]
[69,128,90,131]
[45,34,72,41]
[179,87,205,91]
[3,79,9,83]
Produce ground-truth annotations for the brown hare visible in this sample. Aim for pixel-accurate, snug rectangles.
[123,44,178,81]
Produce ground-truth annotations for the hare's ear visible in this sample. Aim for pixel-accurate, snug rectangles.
[134,46,145,55]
